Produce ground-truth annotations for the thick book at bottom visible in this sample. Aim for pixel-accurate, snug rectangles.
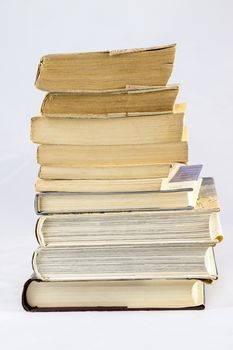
[22,278,205,311]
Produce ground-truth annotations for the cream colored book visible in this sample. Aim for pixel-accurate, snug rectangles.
[35,44,176,92]
[31,106,185,146]
[22,278,205,311]
[39,163,173,180]
[32,244,217,282]
[35,178,223,247]
[40,85,179,117]
[37,142,188,167]
[35,163,199,193]
[35,180,202,214]
[35,178,173,193]
[36,211,222,247]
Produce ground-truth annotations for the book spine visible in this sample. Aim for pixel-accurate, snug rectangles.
[34,193,42,214]
[35,217,46,246]
[22,278,36,311]
[31,249,43,280]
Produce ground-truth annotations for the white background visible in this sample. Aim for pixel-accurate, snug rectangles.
[1,0,233,348]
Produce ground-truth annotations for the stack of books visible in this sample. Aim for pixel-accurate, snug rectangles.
[22,44,223,311]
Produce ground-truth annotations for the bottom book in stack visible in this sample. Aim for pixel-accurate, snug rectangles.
[22,177,222,311]
[23,279,205,311]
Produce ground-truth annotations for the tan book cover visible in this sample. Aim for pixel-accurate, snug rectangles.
[40,85,179,116]
[35,44,176,91]
[31,109,184,146]
[37,142,188,167]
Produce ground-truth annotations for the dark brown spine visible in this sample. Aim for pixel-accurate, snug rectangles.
[21,277,37,311]
[34,193,40,214]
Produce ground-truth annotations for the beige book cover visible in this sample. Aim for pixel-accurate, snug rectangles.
[35,44,176,91]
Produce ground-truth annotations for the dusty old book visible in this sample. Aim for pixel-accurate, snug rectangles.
[32,244,217,282]
[35,44,176,92]
[40,85,179,116]
[38,163,174,180]
[22,278,205,311]
[37,142,188,167]
[31,104,185,146]
[35,178,223,247]
[35,164,200,192]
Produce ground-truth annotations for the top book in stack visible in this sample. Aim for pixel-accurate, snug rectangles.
[35,44,176,92]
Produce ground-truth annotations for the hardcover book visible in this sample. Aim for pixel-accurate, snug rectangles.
[22,278,205,311]
[32,244,217,282]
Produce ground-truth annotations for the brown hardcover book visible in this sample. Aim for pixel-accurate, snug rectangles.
[22,277,205,312]
[40,85,179,117]
[35,44,176,92]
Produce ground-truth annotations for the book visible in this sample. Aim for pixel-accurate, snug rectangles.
[32,244,217,282]
[35,180,202,214]
[31,106,185,146]
[38,163,174,180]
[35,188,200,213]
[35,177,178,192]
[35,44,176,92]
[37,142,188,167]
[35,178,222,247]
[22,278,205,311]
[36,211,222,247]
[40,85,179,117]
[35,164,201,192]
